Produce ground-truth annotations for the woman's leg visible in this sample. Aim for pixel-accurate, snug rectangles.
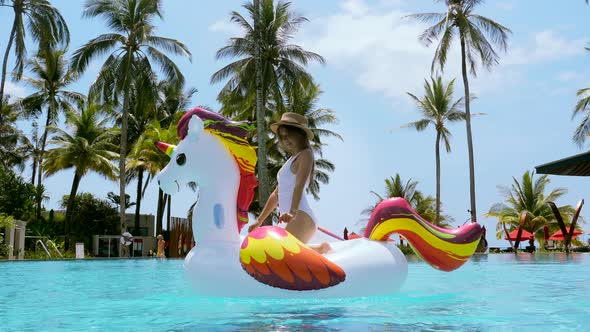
[285,211,331,254]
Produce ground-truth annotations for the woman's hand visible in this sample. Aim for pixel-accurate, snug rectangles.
[278,210,297,224]
[248,219,262,233]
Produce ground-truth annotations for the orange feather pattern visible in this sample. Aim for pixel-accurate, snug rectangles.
[240,226,345,291]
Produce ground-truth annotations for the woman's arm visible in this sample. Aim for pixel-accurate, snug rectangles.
[249,188,278,231]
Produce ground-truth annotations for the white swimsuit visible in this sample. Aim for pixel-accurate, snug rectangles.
[277,151,318,224]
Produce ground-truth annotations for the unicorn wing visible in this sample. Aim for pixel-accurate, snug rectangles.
[240,226,346,291]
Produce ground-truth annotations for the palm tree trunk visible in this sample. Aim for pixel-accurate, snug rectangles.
[253,0,271,225]
[64,170,83,251]
[119,91,129,233]
[166,195,171,231]
[435,130,441,224]
[460,37,477,223]
[30,156,37,185]
[134,168,143,234]
[0,18,17,123]
[156,188,164,235]
[35,109,52,221]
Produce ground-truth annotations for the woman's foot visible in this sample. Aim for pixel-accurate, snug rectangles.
[311,242,332,254]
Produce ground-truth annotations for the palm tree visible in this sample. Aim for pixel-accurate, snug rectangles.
[125,78,194,234]
[572,47,590,146]
[43,104,119,249]
[0,0,70,123]
[20,121,43,185]
[361,174,452,228]
[0,95,29,171]
[128,119,179,235]
[408,0,511,223]
[486,170,574,249]
[404,76,465,223]
[155,80,197,128]
[71,0,192,230]
[211,0,325,224]
[16,48,85,221]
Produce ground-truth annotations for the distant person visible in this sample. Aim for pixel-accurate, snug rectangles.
[148,249,155,257]
[247,113,331,254]
[157,234,166,258]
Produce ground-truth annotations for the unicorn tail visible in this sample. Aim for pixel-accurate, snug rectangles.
[363,197,483,272]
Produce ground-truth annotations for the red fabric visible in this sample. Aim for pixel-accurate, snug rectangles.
[549,226,583,241]
[237,172,257,233]
[504,228,533,241]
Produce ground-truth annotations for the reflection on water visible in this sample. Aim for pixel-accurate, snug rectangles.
[2,254,590,331]
[491,252,585,264]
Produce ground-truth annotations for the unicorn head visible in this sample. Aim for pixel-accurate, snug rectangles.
[156,107,257,244]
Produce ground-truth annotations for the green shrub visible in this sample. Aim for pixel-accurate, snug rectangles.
[0,168,36,221]
[0,214,15,257]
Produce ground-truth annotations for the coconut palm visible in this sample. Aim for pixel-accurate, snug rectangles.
[361,174,452,228]
[71,0,192,230]
[572,47,590,146]
[155,80,197,128]
[128,119,179,234]
[0,0,70,123]
[486,170,575,249]
[124,78,194,234]
[43,104,119,249]
[404,76,465,223]
[211,0,325,223]
[0,96,29,171]
[16,48,85,221]
[408,0,511,223]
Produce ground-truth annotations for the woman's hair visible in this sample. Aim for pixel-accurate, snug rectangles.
[277,125,314,187]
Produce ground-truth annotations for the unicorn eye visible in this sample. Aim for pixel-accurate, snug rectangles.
[176,153,186,166]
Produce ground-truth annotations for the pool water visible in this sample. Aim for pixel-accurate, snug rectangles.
[2,254,589,331]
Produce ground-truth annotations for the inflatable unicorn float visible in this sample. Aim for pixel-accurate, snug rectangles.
[155,107,483,298]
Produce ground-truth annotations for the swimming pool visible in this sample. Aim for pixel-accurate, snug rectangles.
[2,254,589,331]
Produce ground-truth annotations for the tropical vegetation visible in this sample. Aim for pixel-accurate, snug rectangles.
[43,105,119,249]
[486,171,581,250]
[404,76,465,223]
[71,0,191,231]
[408,0,511,223]
[4,0,590,260]
[212,0,326,222]
[360,174,452,231]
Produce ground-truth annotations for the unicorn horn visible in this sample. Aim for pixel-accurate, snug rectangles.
[155,141,176,156]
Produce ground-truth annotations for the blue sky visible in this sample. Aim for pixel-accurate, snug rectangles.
[2,0,590,248]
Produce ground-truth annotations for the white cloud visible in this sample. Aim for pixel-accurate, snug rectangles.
[506,30,587,65]
[341,0,370,16]
[301,2,587,105]
[4,81,26,100]
[209,19,244,36]
[557,71,581,82]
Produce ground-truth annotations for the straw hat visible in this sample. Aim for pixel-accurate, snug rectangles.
[270,112,314,140]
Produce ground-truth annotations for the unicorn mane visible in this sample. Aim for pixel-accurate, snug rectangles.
[177,107,257,233]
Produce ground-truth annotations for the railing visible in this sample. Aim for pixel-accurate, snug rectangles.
[46,240,63,258]
[35,240,51,258]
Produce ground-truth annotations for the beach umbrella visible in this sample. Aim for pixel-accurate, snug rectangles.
[549,226,583,241]
[504,228,533,241]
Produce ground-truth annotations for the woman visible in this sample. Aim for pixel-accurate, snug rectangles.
[248,112,331,254]
[156,234,166,258]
